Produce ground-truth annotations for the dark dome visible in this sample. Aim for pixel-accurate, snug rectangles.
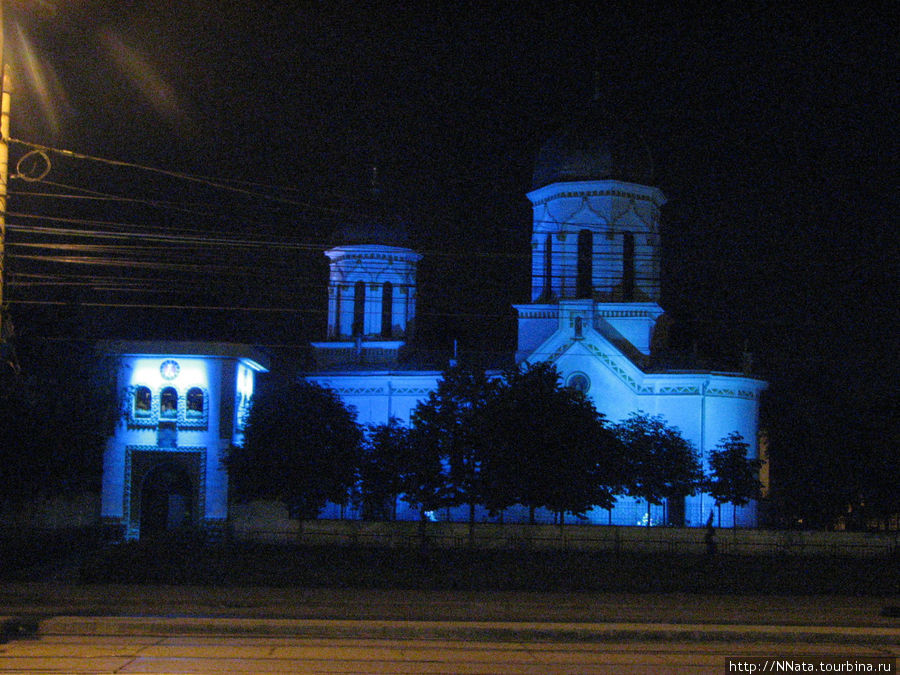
[532,106,654,189]
[330,167,411,247]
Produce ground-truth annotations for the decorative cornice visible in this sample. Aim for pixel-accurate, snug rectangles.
[706,387,758,400]
[541,338,762,400]
[516,309,559,319]
[531,188,656,208]
[596,309,660,318]
[657,385,701,395]
[391,387,434,396]
[583,343,654,393]
[331,387,386,396]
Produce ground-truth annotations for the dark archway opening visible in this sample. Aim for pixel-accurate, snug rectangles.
[139,463,194,538]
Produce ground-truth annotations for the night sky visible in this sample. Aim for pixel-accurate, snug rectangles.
[3,2,896,451]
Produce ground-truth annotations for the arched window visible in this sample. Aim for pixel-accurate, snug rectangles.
[543,233,553,297]
[381,281,393,337]
[574,316,583,338]
[134,386,152,417]
[333,285,342,338]
[576,229,593,299]
[352,280,365,337]
[623,231,635,300]
[186,387,204,417]
[160,387,178,419]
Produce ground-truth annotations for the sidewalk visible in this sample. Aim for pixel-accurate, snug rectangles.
[1,584,898,645]
[26,615,900,647]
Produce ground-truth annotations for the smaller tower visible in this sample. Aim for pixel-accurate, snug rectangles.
[312,244,421,368]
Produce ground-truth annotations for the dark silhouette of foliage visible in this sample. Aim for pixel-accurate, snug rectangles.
[708,431,764,528]
[0,336,118,510]
[614,412,703,526]
[358,418,409,520]
[398,425,450,522]
[408,365,495,522]
[226,380,362,519]
[480,362,624,523]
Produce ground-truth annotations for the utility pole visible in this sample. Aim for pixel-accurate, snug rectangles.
[0,0,8,344]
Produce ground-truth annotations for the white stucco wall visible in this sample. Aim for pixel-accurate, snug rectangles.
[99,343,267,538]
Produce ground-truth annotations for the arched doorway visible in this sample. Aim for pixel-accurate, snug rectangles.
[139,463,194,537]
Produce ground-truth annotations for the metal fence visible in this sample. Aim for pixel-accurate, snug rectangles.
[228,520,899,558]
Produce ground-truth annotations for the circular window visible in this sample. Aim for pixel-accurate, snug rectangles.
[567,372,590,394]
[160,359,180,380]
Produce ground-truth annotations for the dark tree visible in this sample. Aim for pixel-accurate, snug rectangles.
[708,431,764,528]
[226,380,362,520]
[762,377,857,529]
[0,336,118,511]
[358,418,409,521]
[852,402,900,530]
[409,365,495,523]
[614,412,703,527]
[398,424,450,523]
[480,362,624,523]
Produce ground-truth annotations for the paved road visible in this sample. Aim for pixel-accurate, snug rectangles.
[0,586,896,673]
[0,619,897,673]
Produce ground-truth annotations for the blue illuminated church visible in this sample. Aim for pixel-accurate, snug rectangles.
[513,108,767,526]
[100,107,767,537]
[301,106,766,527]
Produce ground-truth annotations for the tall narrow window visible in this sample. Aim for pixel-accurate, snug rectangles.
[576,229,593,299]
[352,280,365,337]
[134,386,152,417]
[186,388,204,418]
[381,282,393,337]
[160,387,178,419]
[543,233,553,297]
[623,231,635,300]
[333,285,342,338]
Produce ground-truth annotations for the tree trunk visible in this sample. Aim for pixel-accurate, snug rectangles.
[418,509,428,550]
[529,505,536,525]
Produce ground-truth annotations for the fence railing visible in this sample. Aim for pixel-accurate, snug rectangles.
[227,520,899,558]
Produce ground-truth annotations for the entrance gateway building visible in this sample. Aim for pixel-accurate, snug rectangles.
[101,107,766,537]
[100,343,268,540]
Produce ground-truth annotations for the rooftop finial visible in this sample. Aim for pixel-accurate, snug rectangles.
[369,164,381,196]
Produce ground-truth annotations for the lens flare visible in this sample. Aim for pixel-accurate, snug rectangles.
[15,22,71,137]
[99,28,183,123]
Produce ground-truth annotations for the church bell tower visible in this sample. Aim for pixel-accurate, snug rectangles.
[516,105,666,361]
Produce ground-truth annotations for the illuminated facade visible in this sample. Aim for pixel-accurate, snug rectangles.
[307,107,767,527]
[100,108,767,532]
[305,242,443,519]
[100,342,268,540]
[514,108,767,526]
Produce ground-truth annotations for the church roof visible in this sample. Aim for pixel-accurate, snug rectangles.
[532,104,654,189]
[327,166,412,247]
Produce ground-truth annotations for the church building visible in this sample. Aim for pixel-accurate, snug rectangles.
[99,107,767,536]
[513,108,767,526]
[304,105,767,527]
